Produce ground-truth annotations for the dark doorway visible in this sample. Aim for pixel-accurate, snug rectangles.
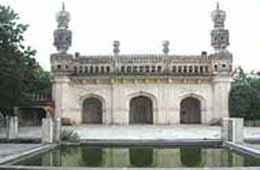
[82,98,102,124]
[130,96,153,124]
[180,97,201,124]
[18,108,46,126]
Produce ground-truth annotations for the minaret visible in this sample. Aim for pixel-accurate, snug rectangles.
[53,2,72,53]
[211,2,229,52]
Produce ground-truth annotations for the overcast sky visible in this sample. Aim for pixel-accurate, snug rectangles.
[1,0,260,71]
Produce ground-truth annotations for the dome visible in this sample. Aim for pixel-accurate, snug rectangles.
[56,2,70,29]
[211,3,226,28]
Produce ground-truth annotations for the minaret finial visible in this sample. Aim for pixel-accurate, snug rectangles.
[54,2,72,53]
[162,40,170,55]
[62,2,65,11]
[211,2,229,52]
[56,2,70,29]
[113,40,120,55]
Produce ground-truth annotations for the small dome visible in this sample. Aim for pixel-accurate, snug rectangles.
[162,40,170,47]
[113,40,120,47]
[56,2,70,29]
[211,3,226,28]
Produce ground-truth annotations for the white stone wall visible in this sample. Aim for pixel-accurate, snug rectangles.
[52,76,232,125]
[212,77,233,119]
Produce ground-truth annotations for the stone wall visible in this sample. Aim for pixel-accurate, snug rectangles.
[52,76,232,125]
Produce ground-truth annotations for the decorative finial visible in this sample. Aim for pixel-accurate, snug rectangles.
[54,2,72,53]
[216,2,220,10]
[56,2,70,29]
[211,2,229,52]
[211,2,226,28]
[113,40,120,55]
[62,2,65,11]
[162,40,170,55]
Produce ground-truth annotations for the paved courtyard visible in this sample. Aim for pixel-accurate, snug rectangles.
[0,144,41,159]
[0,144,43,164]
[0,125,260,140]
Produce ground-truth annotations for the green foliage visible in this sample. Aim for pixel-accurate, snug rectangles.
[229,67,260,125]
[61,129,80,143]
[0,5,50,115]
[26,66,51,95]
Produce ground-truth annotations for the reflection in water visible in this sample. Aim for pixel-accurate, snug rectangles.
[14,146,260,167]
[81,147,103,166]
[129,148,153,167]
[180,147,202,167]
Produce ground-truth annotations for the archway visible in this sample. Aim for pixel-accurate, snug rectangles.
[130,96,153,124]
[180,97,201,124]
[18,108,46,126]
[82,97,102,124]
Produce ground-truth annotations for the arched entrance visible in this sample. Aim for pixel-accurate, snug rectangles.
[180,97,201,124]
[18,108,46,126]
[82,97,102,124]
[130,96,153,124]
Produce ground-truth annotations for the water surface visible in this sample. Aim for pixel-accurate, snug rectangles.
[14,145,260,167]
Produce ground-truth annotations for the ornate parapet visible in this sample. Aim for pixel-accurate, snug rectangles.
[50,52,216,78]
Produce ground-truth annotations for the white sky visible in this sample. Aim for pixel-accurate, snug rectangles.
[1,0,260,71]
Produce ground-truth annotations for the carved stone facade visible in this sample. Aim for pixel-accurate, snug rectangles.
[51,3,233,125]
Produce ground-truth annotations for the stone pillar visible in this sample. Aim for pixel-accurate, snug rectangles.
[112,85,128,125]
[52,76,70,119]
[212,77,232,120]
[231,118,244,143]
[42,118,53,143]
[6,116,18,139]
[221,117,230,141]
[53,118,61,143]
[222,117,244,144]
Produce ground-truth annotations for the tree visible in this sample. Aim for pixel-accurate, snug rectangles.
[27,66,51,96]
[0,5,37,115]
[229,67,260,125]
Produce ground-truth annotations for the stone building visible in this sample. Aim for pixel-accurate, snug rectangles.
[51,3,233,125]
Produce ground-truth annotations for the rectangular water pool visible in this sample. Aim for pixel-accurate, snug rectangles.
[12,145,260,168]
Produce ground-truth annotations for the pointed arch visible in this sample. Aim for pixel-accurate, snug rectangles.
[81,94,106,124]
[126,91,158,124]
[177,93,206,124]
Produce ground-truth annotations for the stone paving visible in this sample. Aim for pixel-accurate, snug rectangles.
[78,125,260,140]
[0,125,260,140]
[0,144,42,163]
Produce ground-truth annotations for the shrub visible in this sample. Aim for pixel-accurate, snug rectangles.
[61,129,80,143]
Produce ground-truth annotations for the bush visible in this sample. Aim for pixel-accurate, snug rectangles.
[208,118,222,126]
[61,129,80,143]
[229,67,260,126]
